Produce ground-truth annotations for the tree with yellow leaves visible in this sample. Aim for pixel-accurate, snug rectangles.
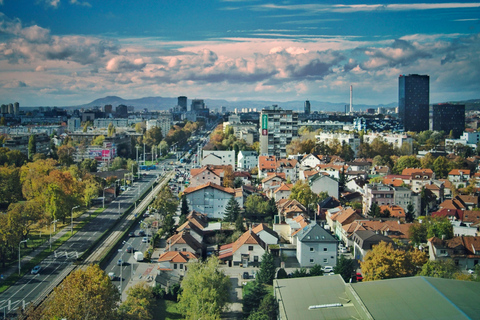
[361,241,427,281]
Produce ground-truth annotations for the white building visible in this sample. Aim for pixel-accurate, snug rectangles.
[237,151,258,171]
[183,182,240,219]
[315,132,360,156]
[363,132,413,154]
[202,150,236,170]
[259,105,298,158]
[296,223,338,267]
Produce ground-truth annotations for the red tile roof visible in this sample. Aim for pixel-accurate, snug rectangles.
[158,251,199,263]
[183,181,235,195]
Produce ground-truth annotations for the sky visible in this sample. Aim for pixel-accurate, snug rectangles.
[0,0,479,107]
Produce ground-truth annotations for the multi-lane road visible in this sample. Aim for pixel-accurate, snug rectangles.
[0,171,159,316]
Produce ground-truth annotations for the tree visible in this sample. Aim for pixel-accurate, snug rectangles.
[223,165,235,188]
[367,202,381,218]
[0,165,22,206]
[245,194,268,218]
[433,156,451,178]
[179,195,189,225]
[392,155,421,174]
[419,259,458,279]
[151,185,178,217]
[119,282,154,320]
[107,122,116,137]
[224,197,241,222]
[405,203,415,223]
[235,213,245,232]
[361,242,427,281]
[309,264,324,276]
[289,180,319,216]
[333,255,356,282]
[243,280,267,315]
[178,257,231,320]
[144,127,163,149]
[43,264,120,319]
[248,294,278,320]
[257,252,276,285]
[28,134,36,160]
[409,216,453,244]
[57,145,75,166]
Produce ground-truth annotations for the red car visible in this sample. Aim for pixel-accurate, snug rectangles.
[356,273,363,282]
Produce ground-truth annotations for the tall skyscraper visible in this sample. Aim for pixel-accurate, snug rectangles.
[177,96,187,111]
[398,74,429,132]
[430,104,465,138]
[304,100,311,115]
[190,99,205,112]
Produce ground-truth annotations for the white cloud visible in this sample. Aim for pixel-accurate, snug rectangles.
[106,56,146,72]
[35,65,46,71]
[70,0,91,7]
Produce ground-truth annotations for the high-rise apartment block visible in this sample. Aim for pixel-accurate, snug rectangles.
[398,74,429,132]
[430,104,465,138]
[190,99,205,112]
[259,105,298,158]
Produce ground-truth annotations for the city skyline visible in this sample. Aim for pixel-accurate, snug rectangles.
[0,1,479,107]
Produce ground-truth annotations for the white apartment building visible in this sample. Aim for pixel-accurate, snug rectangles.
[202,150,236,170]
[315,132,360,156]
[363,132,413,154]
[237,151,258,171]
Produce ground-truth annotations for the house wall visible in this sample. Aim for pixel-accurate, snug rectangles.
[273,224,292,243]
[297,240,338,267]
[232,244,265,266]
[310,176,339,199]
[203,150,236,170]
[301,155,321,168]
[190,170,221,188]
[274,190,291,201]
[185,187,234,219]
[169,243,195,253]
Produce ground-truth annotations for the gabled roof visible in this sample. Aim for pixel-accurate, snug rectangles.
[165,230,203,252]
[439,197,467,210]
[318,196,341,209]
[190,166,221,178]
[276,158,298,169]
[273,182,293,193]
[379,204,405,218]
[252,223,279,240]
[402,168,433,176]
[261,174,285,183]
[352,230,394,249]
[431,208,464,220]
[335,207,361,225]
[439,179,452,188]
[448,169,471,176]
[183,181,235,195]
[297,222,337,242]
[219,229,267,259]
[429,236,480,256]
[158,251,199,263]
[259,155,277,170]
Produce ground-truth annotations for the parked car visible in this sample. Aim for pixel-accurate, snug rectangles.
[108,272,116,280]
[356,273,363,282]
[126,246,134,253]
[339,247,348,253]
[117,259,123,266]
[138,230,146,236]
[242,272,249,279]
[322,266,334,273]
[142,237,148,243]
[128,231,135,237]
[31,265,41,275]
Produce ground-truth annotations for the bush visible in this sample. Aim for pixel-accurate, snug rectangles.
[276,268,288,279]
[152,285,166,299]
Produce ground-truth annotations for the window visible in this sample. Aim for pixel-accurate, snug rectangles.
[174,264,177,269]
[254,256,259,262]
[248,246,254,251]
[323,248,327,251]
[310,259,314,263]
[182,248,186,252]
[323,258,328,263]
[310,247,314,252]
[180,264,183,269]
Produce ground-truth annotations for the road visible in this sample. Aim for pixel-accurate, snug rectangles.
[0,172,158,316]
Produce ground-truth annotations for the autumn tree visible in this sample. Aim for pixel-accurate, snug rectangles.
[43,264,120,319]
[409,216,453,244]
[361,241,427,281]
[223,165,235,188]
[151,185,178,217]
[419,259,458,279]
[392,155,421,174]
[433,156,451,178]
[144,126,163,149]
[118,282,154,320]
[178,257,231,320]
[57,145,76,166]
[289,180,320,216]
[28,134,36,160]
[0,165,22,207]
[7,200,44,241]
[107,122,116,137]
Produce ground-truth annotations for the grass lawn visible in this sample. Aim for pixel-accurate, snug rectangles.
[153,299,183,320]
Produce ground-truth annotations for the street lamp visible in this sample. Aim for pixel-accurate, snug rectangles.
[118,249,124,295]
[50,219,58,251]
[18,239,28,275]
[71,206,80,234]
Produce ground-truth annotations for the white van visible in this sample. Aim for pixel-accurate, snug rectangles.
[134,251,144,262]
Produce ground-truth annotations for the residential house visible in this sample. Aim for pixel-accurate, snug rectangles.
[300,154,324,168]
[448,169,471,188]
[157,251,199,275]
[237,150,258,171]
[252,223,279,245]
[428,236,480,270]
[276,199,307,220]
[308,172,339,199]
[342,219,412,248]
[296,222,338,267]
[371,166,390,176]
[316,164,345,180]
[219,229,267,267]
[176,210,209,243]
[346,160,371,173]
[379,205,405,219]
[234,171,252,186]
[261,174,286,194]
[272,182,293,201]
[202,150,236,170]
[258,155,277,178]
[328,206,363,241]
[351,230,395,261]
[165,229,203,256]
[189,166,223,188]
[402,168,435,193]
[276,158,299,183]
[183,182,241,219]
[274,214,309,244]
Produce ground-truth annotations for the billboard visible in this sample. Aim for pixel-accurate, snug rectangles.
[261,114,268,136]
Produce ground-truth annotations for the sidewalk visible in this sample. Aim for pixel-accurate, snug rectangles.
[0,207,96,281]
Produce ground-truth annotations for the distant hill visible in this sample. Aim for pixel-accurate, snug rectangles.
[74,96,398,113]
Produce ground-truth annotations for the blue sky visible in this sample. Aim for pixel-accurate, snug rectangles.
[0,0,479,107]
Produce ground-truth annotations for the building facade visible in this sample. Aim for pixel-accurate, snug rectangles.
[259,106,298,158]
[430,104,465,138]
[398,74,429,132]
